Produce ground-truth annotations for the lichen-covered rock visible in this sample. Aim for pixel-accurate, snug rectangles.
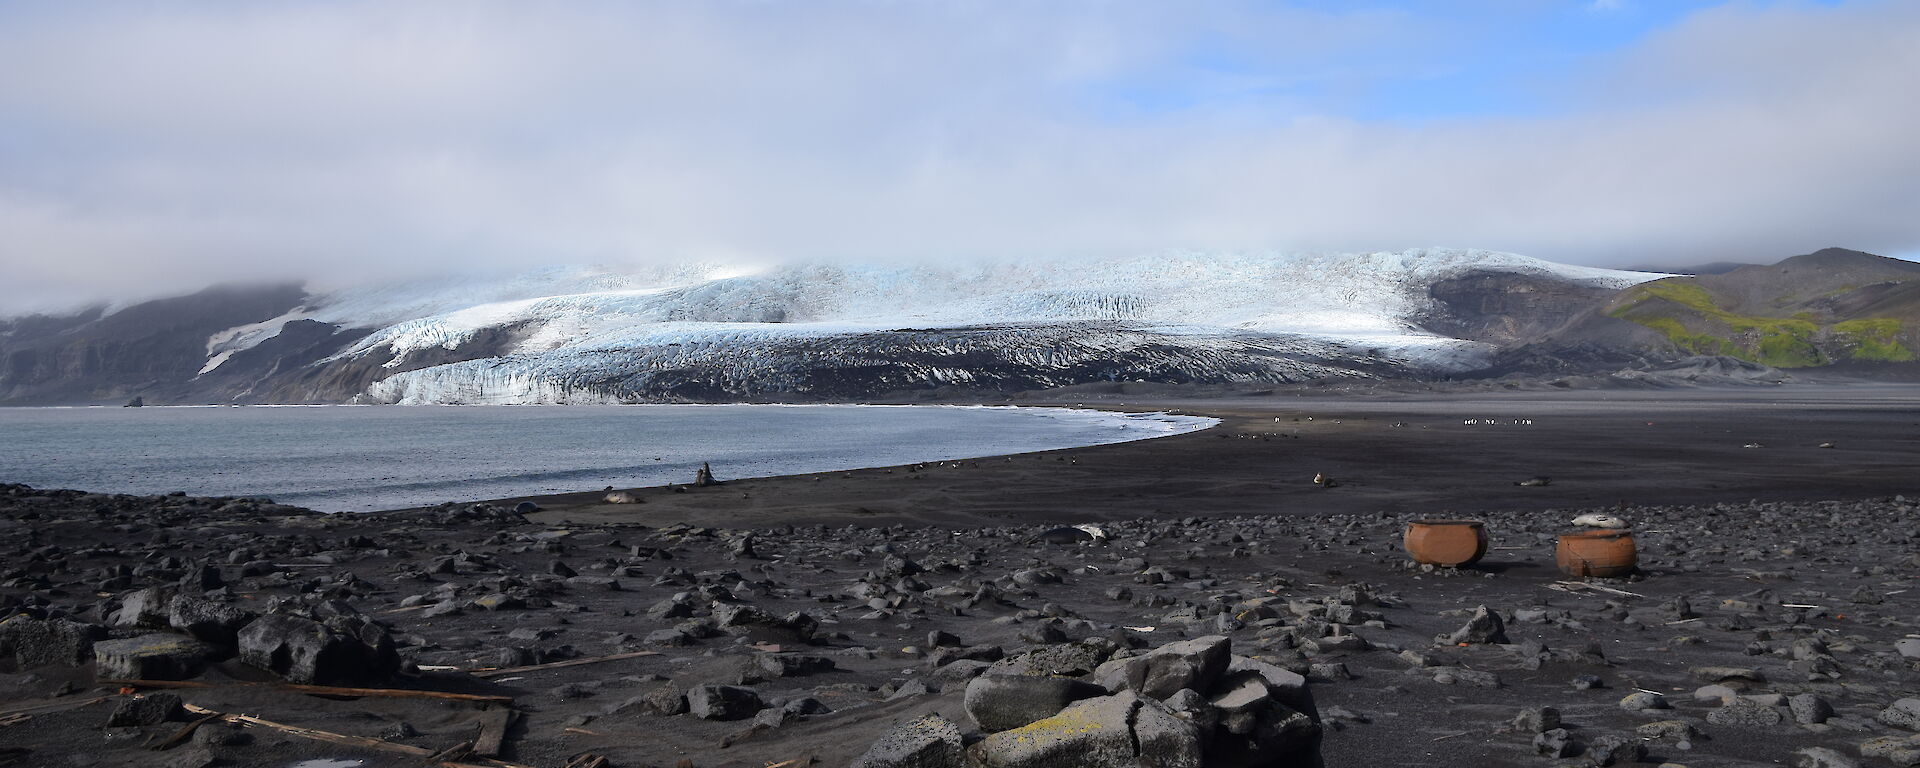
[971,692,1201,768]
[0,615,105,669]
[1861,734,1920,767]
[988,642,1111,678]
[93,634,215,681]
[1794,746,1860,768]
[1635,720,1698,742]
[850,713,966,768]
[1881,698,1920,731]
[639,685,687,716]
[1618,691,1669,711]
[1705,697,1784,729]
[1789,694,1834,725]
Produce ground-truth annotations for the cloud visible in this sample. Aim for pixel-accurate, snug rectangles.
[0,0,1916,312]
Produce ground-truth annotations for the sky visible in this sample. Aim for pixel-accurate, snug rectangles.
[1,0,1917,311]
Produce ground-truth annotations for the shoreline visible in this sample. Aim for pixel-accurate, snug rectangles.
[0,403,1216,514]
[483,386,1920,529]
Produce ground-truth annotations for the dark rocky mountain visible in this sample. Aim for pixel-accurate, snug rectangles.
[0,284,318,405]
[1414,270,1627,346]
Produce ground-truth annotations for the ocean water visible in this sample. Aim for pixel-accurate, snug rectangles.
[0,404,1214,512]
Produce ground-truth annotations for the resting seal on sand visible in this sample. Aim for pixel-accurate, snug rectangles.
[1571,513,1630,529]
[1033,524,1109,545]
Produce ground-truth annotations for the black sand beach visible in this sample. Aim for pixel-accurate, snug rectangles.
[515,387,1920,529]
[4,387,1919,768]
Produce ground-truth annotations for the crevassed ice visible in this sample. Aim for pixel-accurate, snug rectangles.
[199,249,1662,398]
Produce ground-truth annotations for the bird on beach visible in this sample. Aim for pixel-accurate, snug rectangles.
[1032,524,1109,545]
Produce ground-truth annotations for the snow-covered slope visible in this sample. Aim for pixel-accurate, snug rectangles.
[190,249,1662,403]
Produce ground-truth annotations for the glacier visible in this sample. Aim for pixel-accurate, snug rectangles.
[194,249,1663,404]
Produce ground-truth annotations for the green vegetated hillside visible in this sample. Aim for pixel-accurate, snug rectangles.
[1605,249,1920,368]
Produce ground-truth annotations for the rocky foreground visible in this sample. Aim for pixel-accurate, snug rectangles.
[3,482,1920,768]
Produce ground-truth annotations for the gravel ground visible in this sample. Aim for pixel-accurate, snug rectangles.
[4,388,1919,768]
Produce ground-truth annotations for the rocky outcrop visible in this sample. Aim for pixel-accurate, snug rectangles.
[882,634,1320,768]
[1418,269,1626,346]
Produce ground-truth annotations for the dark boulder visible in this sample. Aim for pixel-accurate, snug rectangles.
[711,602,816,643]
[964,674,1109,731]
[989,642,1110,678]
[236,605,398,685]
[104,693,181,727]
[1117,635,1231,700]
[756,654,836,679]
[851,713,965,768]
[686,684,765,720]
[167,595,254,648]
[109,587,176,629]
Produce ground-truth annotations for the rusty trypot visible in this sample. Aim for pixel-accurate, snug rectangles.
[1556,529,1638,578]
[1403,519,1489,567]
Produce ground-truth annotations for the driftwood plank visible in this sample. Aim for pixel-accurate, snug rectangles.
[182,703,434,758]
[473,707,518,757]
[148,709,224,751]
[0,696,112,719]
[469,650,660,678]
[180,704,539,768]
[103,679,512,704]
